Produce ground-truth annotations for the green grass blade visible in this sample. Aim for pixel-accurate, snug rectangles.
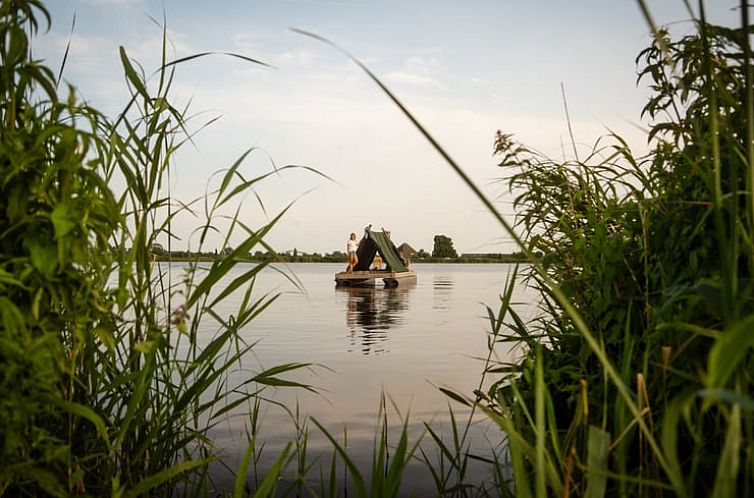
[707,314,754,387]
[312,418,367,498]
[711,402,742,498]
[249,443,292,498]
[123,459,210,498]
[535,346,546,498]
[118,46,149,99]
[584,426,611,498]
[209,264,267,308]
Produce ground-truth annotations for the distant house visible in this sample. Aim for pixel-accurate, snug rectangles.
[397,243,417,258]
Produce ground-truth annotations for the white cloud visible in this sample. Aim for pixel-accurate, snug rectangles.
[275,49,317,66]
[405,55,430,69]
[64,34,115,71]
[126,29,194,65]
[384,55,443,88]
[77,0,143,6]
[384,70,441,88]
[231,32,258,50]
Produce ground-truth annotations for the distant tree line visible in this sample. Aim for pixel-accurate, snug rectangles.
[151,234,533,263]
[151,246,351,263]
[152,247,531,264]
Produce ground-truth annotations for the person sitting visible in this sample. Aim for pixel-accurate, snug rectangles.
[372,254,383,270]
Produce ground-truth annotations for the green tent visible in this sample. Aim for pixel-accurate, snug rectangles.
[353,227,408,272]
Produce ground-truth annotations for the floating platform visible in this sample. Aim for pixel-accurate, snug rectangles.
[335,269,417,287]
[337,226,417,287]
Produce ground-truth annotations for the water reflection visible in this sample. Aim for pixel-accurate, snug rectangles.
[432,274,454,311]
[339,284,414,355]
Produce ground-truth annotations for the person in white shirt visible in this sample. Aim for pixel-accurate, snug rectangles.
[347,232,359,273]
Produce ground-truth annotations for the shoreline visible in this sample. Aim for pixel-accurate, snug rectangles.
[154,256,530,264]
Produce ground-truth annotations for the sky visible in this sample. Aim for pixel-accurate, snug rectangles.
[37,1,738,254]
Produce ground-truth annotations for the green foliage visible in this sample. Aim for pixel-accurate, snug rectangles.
[1,1,119,494]
[484,4,754,497]
[0,1,312,496]
[432,234,458,258]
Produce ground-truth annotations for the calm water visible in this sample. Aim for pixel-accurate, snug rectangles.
[182,262,535,495]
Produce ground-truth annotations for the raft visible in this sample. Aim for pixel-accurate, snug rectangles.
[335,227,417,287]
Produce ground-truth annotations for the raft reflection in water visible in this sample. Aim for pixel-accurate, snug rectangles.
[338,283,415,355]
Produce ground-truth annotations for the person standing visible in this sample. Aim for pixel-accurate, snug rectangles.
[347,232,359,273]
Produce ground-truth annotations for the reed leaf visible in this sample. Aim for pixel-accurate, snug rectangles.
[707,314,754,388]
[123,459,210,498]
[584,426,610,498]
[312,418,368,498]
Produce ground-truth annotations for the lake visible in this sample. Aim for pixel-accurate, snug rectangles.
[183,262,535,495]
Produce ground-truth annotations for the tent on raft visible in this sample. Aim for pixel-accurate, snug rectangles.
[335,226,417,287]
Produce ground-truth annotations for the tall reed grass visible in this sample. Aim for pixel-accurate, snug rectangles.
[1,1,314,495]
[481,3,754,496]
[444,2,753,497]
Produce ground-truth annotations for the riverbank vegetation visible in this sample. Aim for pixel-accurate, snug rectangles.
[3,0,753,497]
[0,1,312,495]
[476,3,754,497]
[152,248,528,264]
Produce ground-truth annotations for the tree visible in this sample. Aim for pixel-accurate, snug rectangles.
[432,235,457,258]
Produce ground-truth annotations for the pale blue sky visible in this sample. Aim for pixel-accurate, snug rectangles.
[40,1,737,254]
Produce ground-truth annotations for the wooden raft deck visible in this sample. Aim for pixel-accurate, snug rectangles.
[334,269,417,287]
